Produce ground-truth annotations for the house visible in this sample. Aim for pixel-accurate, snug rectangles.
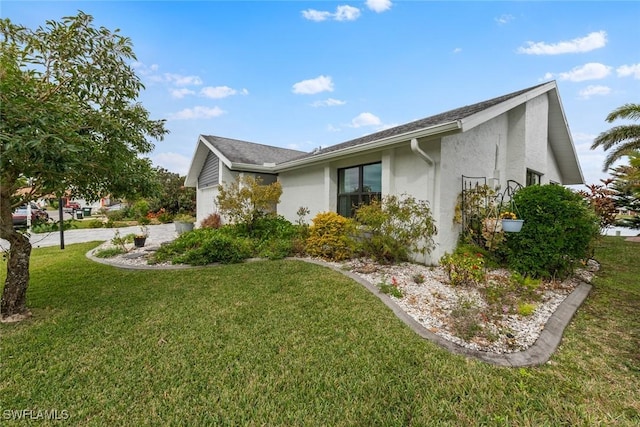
[185,81,584,264]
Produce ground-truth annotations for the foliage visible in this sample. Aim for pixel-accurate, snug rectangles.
[174,213,196,223]
[305,212,356,261]
[505,184,600,279]
[130,200,150,221]
[517,302,537,317]
[354,194,437,263]
[450,298,484,342]
[296,206,310,226]
[216,175,283,232]
[455,184,508,252]
[610,151,640,229]
[0,12,167,318]
[480,272,543,317]
[147,167,196,215]
[440,251,486,287]
[156,209,174,224]
[578,179,619,233]
[200,212,222,229]
[111,231,135,252]
[152,228,253,265]
[93,247,126,258]
[591,103,640,171]
[378,277,403,298]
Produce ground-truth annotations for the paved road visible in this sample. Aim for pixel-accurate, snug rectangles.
[0,223,178,250]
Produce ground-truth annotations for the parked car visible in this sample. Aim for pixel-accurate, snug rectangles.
[65,201,81,211]
[12,203,50,228]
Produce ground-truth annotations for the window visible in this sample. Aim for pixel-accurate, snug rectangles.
[337,162,382,217]
[526,169,542,186]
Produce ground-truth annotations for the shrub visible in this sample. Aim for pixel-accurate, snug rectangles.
[94,247,126,258]
[250,214,298,241]
[200,212,222,229]
[106,209,125,221]
[305,212,356,261]
[216,175,282,232]
[505,184,600,279]
[131,199,150,220]
[152,228,252,265]
[157,211,173,224]
[440,251,486,287]
[354,194,437,263]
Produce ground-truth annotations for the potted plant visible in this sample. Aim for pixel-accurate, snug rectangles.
[174,213,196,234]
[134,225,149,247]
[500,211,524,233]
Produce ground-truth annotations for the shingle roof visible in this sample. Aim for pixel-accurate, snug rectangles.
[298,82,550,159]
[201,135,306,165]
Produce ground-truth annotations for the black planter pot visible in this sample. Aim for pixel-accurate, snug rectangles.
[134,237,147,248]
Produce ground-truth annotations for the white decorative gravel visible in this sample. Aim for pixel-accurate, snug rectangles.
[322,258,597,354]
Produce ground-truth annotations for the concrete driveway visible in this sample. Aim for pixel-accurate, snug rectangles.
[0,223,178,250]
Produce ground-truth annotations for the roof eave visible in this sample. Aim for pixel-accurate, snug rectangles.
[275,120,462,172]
[459,81,557,132]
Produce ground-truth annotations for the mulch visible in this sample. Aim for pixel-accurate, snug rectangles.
[624,236,640,243]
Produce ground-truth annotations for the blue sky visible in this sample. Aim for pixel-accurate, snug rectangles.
[4,1,640,187]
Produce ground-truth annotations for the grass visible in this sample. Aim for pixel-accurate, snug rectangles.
[0,237,638,425]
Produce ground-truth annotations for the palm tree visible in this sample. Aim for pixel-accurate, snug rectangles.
[591,103,640,171]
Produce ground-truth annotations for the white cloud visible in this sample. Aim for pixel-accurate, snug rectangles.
[292,75,334,95]
[546,63,612,82]
[200,86,237,99]
[240,88,249,95]
[171,88,195,99]
[366,0,392,13]
[617,63,640,79]
[453,47,462,54]
[301,9,332,22]
[327,124,341,132]
[335,5,361,21]
[169,106,226,120]
[162,73,203,86]
[302,5,361,22]
[131,61,159,75]
[151,152,191,176]
[350,112,382,128]
[517,30,607,55]
[311,98,346,107]
[578,85,611,99]
[495,14,514,25]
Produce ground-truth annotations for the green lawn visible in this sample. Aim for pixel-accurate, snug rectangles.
[1,238,638,425]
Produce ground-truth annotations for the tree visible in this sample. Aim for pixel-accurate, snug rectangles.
[216,175,282,232]
[610,151,640,229]
[591,103,640,171]
[0,12,168,321]
[148,167,196,215]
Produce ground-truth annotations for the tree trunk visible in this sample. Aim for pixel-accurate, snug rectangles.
[1,234,32,320]
[0,192,32,321]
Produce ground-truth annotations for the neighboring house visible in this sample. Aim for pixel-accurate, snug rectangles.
[185,81,584,264]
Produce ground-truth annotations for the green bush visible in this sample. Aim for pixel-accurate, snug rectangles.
[305,212,356,261]
[152,228,252,265]
[106,209,125,221]
[505,184,599,279]
[354,194,437,263]
[440,251,486,287]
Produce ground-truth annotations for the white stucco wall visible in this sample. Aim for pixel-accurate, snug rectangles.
[524,93,549,179]
[438,114,510,262]
[278,164,327,223]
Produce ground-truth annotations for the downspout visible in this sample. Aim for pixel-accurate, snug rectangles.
[410,138,434,166]
[410,138,438,264]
